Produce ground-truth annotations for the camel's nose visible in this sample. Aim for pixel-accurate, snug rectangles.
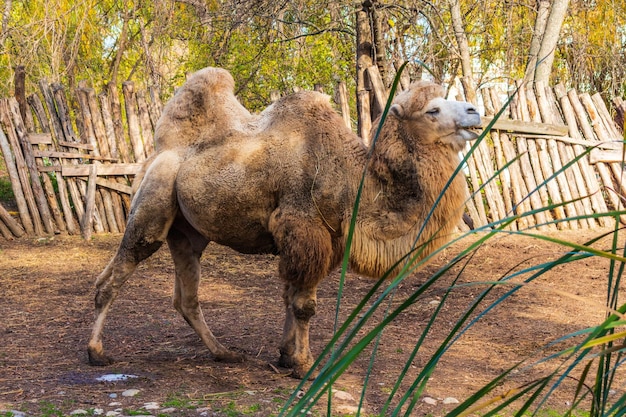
[465,104,478,115]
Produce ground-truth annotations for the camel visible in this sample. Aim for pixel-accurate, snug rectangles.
[87,67,481,378]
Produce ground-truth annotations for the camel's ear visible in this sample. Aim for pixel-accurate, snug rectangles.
[390,103,404,119]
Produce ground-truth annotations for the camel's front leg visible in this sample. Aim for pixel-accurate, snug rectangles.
[270,209,333,379]
[168,227,245,363]
[279,283,318,378]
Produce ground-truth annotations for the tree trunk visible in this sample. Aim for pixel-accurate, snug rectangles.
[448,0,476,104]
[524,0,551,83]
[356,1,374,140]
[533,0,570,84]
[370,1,390,87]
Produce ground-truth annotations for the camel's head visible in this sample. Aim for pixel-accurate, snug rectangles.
[390,81,481,152]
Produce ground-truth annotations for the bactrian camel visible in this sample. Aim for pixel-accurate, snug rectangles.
[87,67,481,378]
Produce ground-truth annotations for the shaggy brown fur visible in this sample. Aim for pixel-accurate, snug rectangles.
[87,67,481,378]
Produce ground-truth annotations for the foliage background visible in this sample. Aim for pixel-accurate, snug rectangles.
[0,0,625,111]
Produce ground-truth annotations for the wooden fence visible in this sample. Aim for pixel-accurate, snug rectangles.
[0,80,160,240]
[0,69,624,240]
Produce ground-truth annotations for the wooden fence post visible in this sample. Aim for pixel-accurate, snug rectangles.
[0,127,34,235]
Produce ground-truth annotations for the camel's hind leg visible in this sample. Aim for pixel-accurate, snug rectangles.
[168,227,245,362]
[88,151,180,366]
[88,238,163,365]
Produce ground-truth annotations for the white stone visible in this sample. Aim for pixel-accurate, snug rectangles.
[105,411,120,417]
[122,388,140,397]
[443,397,459,404]
[70,410,88,415]
[334,404,361,415]
[93,409,104,415]
[422,396,437,405]
[161,408,177,413]
[332,389,356,402]
[107,402,122,407]
[143,402,160,410]
[2,411,26,417]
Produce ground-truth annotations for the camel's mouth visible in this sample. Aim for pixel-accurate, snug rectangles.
[458,128,480,141]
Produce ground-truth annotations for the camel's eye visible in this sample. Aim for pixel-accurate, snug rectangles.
[425,108,440,115]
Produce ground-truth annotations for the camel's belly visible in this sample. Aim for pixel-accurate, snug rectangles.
[176,161,278,254]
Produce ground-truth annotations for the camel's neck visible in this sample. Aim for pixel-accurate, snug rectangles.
[345,120,467,278]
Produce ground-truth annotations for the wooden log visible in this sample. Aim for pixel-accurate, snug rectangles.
[0,193,25,238]
[51,83,80,142]
[94,187,109,233]
[502,86,534,228]
[76,88,100,155]
[561,89,610,227]
[75,88,107,233]
[98,93,118,159]
[38,80,66,144]
[27,132,67,234]
[357,90,372,145]
[481,117,569,136]
[335,81,352,130]
[123,81,146,162]
[500,133,533,229]
[7,98,56,234]
[612,97,625,131]
[61,163,142,176]
[148,85,162,128]
[0,99,45,235]
[474,136,507,224]
[461,179,483,230]
[33,83,78,234]
[484,88,516,230]
[365,65,387,121]
[525,84,567,228]
[30,150,117,161]
[82,164,97,240]
[57,141,94,151]
[569,90,624,221]
[0,214,14,238]
[107,83,132,163]
[84,87,121,233]
[0,126,34,235]
[28,133,52,144]
[136,90,155,157]
[590,149,626,164]
[463,146,489,227]
[545,85,590,228]
[579,93,626,202]
[592,93,621,139]
[535,81,579,229]
[552,84,598,228]
[515,85,551,229]
[99,91,128,231]
[50,83,88,226]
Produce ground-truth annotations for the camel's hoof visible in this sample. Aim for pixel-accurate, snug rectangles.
[214,350,246,363]
[290,363,318,380]
[278,352,295,369]
[87,348,114,366]
[279,354,316,380]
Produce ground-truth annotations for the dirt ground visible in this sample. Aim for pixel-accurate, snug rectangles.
[0,228,624,416]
